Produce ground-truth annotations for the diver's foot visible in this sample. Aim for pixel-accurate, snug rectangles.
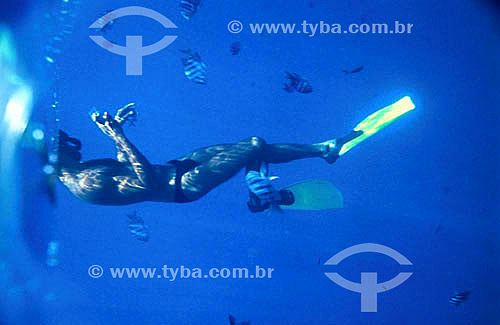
[318,130,363,164]
[318,139,340,164]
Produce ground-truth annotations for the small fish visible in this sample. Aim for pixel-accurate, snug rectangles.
[246,162,282,213]
[246,162,280,205]
[230,41,241,55]
[343,66,364,74]
[449,291,471,306]
[180,49,207,84]
[283,72,312,94]
[127,212,149,242]
[228,314,250,325]
[179,0,201,20]
[246,171,280,206]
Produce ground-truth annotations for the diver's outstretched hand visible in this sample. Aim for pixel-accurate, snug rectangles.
[91,103,136,139]
[91,110,124,139]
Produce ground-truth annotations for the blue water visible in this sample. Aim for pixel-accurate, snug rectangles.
[6,0,500,324]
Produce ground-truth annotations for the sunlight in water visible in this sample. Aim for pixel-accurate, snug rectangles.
[4,85,33,136]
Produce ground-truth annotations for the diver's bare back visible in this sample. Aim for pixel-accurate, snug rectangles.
[59,158,171,205]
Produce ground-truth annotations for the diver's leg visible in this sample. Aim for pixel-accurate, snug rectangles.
[179,137,331,201]
[261,143,326,163]
[175,144,234,164]
[180,137,265,200]
[177,142,327,165]
[177,130,362,167]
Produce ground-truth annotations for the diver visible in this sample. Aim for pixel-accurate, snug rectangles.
[58,97,415,209]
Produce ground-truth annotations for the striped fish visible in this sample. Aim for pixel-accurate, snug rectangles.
[246,162,280,207]
[180,49,207,85]
[246,171,280,206]
[284,72,312,94]
[127,212,149,242]
[449,291,470,306]
[179,0,201,20]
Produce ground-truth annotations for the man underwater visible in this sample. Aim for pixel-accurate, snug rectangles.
[58,97,415,210]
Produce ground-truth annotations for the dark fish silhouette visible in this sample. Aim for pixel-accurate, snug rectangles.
[179,0,201,20]
[449,291,470,306]
[180,49,207,84]
[283,72,312,94]
[229,314,250,325]
[127,211,149,242]
[230,41,241,55]
[343,66,364,74]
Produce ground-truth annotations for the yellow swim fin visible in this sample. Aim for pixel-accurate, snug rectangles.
[279,180,343,210]
[339,96,415,156]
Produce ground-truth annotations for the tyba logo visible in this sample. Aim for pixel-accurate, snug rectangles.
[324,243,413,312]
[89,6,178,75]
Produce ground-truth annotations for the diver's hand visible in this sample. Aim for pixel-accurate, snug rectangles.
[91,111,124,139]
[114,103,136,125]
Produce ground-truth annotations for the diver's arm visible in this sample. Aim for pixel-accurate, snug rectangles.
[115,143,128,163]
[112,132,156,188]
[114,103,138,163]
[91,111,156,189]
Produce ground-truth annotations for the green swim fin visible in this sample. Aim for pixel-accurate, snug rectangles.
[280,180,343,210]
[338,96,415,156]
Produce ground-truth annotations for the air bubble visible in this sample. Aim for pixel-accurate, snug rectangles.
[32,129,44,140]
[48,153,58,164]
[43,164,55,175]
